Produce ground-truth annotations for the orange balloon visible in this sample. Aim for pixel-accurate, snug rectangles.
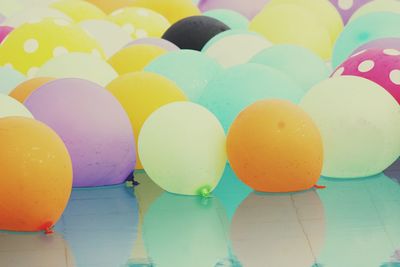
[0,117,72,232]
[227,99,323,192]
[9,77,54,103]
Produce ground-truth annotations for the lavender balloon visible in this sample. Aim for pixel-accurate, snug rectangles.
[329,0,372,24]
[125,37,179,51]
[352,37,400,54]
[25,78,136,188]
[199,0,270,19]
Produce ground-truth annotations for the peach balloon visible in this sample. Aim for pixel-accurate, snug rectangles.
[9,77,54,103]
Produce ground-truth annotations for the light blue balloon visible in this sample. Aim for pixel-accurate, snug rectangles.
[197,63,303,132]
[203,9,249,30]
[145,50,222,101]
[0,65,25,94]
[332,12,400,68]
[250,44,330,93]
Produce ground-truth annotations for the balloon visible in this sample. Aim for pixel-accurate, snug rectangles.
[231,190,325,267]
[130,0,201,23]
[51,0,106,22]
[350,0,400,22]
[0,93,33,118]
[35,52,117,86]
[162,16,230,51]
[329,0,372,24]
[250,3,332,60]
[334,48,400,104]
[250,44,330,93]
[107,72,187,169]
[9,77,54,103]
[0,13,5,23]
[84,0,138,14]
[0,26,13,43]
[145,50,222,101]
[332,12,400,68]
[144,192,230,266]
[0,1,24,17]
[197,63,303,132]
[125,37,179,51]
[300,76,400,178]
[78,19,132,58]
[138,102,227,196]
[3,7,72,27]
[0,65,25,94]
[352,37,400,55]
[227,99,323,192]
[54,186,138,266]
[108,44,167,75]
[202,30,272,68]
[0,117,72,232]
[0,18,104,75]
[203,9,249,30]
[25,78,136,187]
[199,0,270,19]
[108,7,170,39]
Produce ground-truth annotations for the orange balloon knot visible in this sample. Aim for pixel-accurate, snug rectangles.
[44,227,54,235]
[313,184,326,189]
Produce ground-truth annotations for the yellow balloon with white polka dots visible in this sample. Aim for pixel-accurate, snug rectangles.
[0,18,105,76]
[108,7,170,39]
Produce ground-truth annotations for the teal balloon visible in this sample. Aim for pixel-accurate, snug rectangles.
[203,9,249,30]
[197,63,303,132]
[250,44,330,93]
[145,50,222,101]
[332,12,400,68]
[0,65,25,94]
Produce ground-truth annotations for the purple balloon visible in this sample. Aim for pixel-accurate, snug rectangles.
[25,78,136,188]
[198,0,270,19]
[125,37,179,51]
[352,38,400,55]
[329,0,373,24]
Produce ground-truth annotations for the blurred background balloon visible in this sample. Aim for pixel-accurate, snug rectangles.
[199,0,270,19]
[0,93,33,118]
[3,7,71,28]
[9,77,54,103]
[329,0,372,24]
[300,76,400,178]
[0,65,25,94]
[349,0,400,22]
[138,102,227,196]
[125,37,179,51]
[145,50,222,101]
[0,117,72,232]
[25,78,136,187]
[203,9,249,30]
[51,0,106,22]
[107,72,187,169]
[84,0,137,14]
[352,37,400,55]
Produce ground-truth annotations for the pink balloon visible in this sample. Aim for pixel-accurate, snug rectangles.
[198,0,270,19]
[329,0,372,24]
[0,26,13,44]
[332,48,400,104]
[352,38,400,55]
[25,78,136,188]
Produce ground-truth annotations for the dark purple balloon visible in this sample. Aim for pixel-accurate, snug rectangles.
[329,0,372,24]
[352,38,400,55]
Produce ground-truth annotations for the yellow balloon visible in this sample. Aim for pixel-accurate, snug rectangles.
[350,0,400,22]
[4,7,72,27]
[51,0,106,22]
[130,0,201,23]
[268,0,343,45]
[106,72,187,169]
[108,7,170,39]
[250,3,332,60]
[108,44,167,75]
[0,18,104,75]
[84,0,137,14]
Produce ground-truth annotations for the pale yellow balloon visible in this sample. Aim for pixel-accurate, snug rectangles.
[0,18,105,75]
[35,52,118,86]
[108,44,167,75]
[0,93,33,119]
[51,0,106,22]
[108,7,170,39]
[0,1,24,17]
[350,0,400,22]
[268,0,343,45]
[4,7,72,27]
[250,3,332,60]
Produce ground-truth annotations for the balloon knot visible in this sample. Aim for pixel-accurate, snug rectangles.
[198,186,211,197]
[44,227,54,235]
[314,184,326,189]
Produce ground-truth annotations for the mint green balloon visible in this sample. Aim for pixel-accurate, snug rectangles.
[0,65,25,94]
[250,44,330,93]
[300,76,400,178]
[203,9,249,30]
[332,12,400,68]
[145,50,222,101]
[197,63,303,132]
[138,102,227,196]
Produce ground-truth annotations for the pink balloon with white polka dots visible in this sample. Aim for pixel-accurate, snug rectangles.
[332,48,400,104]
[329,0,372,24]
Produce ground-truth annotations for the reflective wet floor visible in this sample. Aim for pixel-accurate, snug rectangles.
[2,162,400,267]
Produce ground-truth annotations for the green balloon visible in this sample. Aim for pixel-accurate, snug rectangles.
[250,44,330,93]
[145,50,222,101]
[300,76,400,178]
[0,66,25,94]
[197,63,303,132]
[203,9,249,30]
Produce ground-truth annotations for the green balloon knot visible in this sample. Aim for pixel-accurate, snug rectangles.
[197,185,212,198]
